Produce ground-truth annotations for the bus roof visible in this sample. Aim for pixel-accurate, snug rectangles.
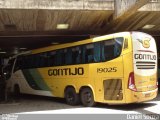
[30,32,132,54]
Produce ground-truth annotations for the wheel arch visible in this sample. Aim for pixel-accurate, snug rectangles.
[64,85,77,97]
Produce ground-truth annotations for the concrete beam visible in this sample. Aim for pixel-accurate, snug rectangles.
[139,2,160,11]
[0,0,114,10]
[104,0,150,33]
[114,0,150,20]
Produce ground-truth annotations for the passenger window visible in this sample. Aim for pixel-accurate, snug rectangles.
[65,48,72,65]
[101,37,124,61]
[94,42,101,62]
[33,54,40,68]
[85,44,94,63]
[55,50,64,66]
[39,53,48,67]
[114,37,124,57]
[102,39,115,61]
[72,46,82,64]
[48,51,56,66]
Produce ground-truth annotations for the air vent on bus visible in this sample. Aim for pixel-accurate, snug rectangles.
[136,61,155,69]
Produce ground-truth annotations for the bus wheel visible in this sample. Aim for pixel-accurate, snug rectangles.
[80,88,96,107]
[65,87,79,106]
[13,84,20,99]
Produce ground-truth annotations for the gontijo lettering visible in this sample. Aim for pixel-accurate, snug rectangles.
[134,54,156,60]
[48,67,84,76]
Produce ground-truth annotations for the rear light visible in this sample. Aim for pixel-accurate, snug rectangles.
[128,72,137,92]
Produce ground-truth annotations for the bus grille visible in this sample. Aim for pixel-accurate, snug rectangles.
[103,79,123,100]
[136,61,155,69]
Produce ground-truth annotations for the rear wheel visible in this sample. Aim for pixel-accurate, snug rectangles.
[80,88,96,107]
[65,87,79,106]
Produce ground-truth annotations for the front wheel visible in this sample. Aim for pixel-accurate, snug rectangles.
[80,88,96,107]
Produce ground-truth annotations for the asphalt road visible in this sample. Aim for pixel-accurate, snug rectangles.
[0,92,159,114]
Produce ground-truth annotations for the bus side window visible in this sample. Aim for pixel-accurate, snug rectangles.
[46,52,50,67]
[18,57,23,69]
[65,48,72,65]
[39,53,47,67]
[24,56,29,69]
[102,39,115,61]
[34,54,40,68]
[72,46,81,64]
[72,47,76,64]
[114,37,124,57]
[81,46,86,64]
[48,51,56,66]
[37,54,42,67]
[55,49,64,66]
[28,55,34,68]
[94,42,101,62]
[85,44,94,63]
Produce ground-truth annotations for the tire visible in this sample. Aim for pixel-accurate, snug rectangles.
[80,88,96,107]
[65,87,79,106]
[13,85,20,99]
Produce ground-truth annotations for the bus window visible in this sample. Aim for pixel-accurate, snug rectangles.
[94,42,101,62]
[71,46,81,64]
[34,54,40,68]
[86,44,94,63]
[28,55,34,68]
[102,38,124,61]
[65,48,72,65]
[81,46,86,64]
[102,39,115,61]
[55,49,64,66]
[48,51,56,66]
[114,37,124,57]
[23,56,29,69]
[39,53,48,67]
[85,44,94,63]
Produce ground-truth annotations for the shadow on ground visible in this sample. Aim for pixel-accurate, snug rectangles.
[0,94,81,114]
[94,92,160,115]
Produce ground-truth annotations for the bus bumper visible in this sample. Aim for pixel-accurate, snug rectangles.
[132,88,158,103]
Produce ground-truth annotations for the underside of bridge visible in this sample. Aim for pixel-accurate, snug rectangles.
[0,0,160,56]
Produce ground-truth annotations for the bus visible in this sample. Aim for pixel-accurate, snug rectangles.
[8,32,158,106]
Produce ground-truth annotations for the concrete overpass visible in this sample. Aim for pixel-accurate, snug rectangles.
[0,0,160,55]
